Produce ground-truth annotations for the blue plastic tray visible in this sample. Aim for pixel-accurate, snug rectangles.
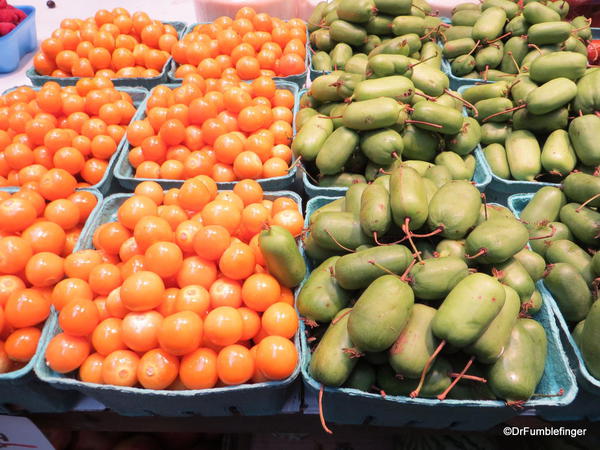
[0,188,103,414]
[26,21,186,89]
[508,193,600,420]
[114,81,298,192]
[1,86,148,195]
[299,196,578,430]
[298,88,492,198]
[167,23,308,88]
[0,5,36,73]
[457,85,561,195]
[35,190,302,417]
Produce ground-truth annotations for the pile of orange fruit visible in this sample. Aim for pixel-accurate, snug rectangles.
[0,78,137,188]
[44,178,301,390]
[0,183,98,373]
[172,7,306,81]
[33,8,177,79]
[126,75,295,182]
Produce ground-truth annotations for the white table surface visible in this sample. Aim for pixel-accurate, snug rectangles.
[0,0,197,91]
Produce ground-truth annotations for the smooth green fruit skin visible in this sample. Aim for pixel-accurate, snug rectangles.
[476,43,504,72]
[391,16,426,37]
[527,78,578,115]
[344,360,376,391]
[452,9,480,26]
[427,180,482,239]
[487,321,541,402]
[451,55,477,77]
[434,152,470,180]
[520,186,566,226]
[476,97,514,123]
[390,165,429,230]
[513,248,546,282]
[345,53,369,75]
[436,239,467,262]
[529,52,587,83]
[389,304,438,378]
[500,36,528,74]
[292,116,333,161]
[297,257,351,323]
[572,320,585,348]
[311,211,372,251]
[524,289,543,315]
[343,97,401,131]
[527,21,572,45]
[401,124,440,162]
[360,183,391,237]
[411,102,464,135]
[311,73,344,102]
[483,0,520,19]
[581,301,600,379]
[353,76,415,103]
[344,182,369,216]
[337,0,375,24]
[528,221,573,257]
[467,285,521,364]
[445,26,473,41]
[483,143,510,179]
[316,127,360,176]
[443,38,477,59]
[560,203,600,247]
[569,115,600,167]
[513,107,569,134]
[447,117,481,155]
[593,252,600,278]
[463,81,509,105]
[505,130,542,182]
[424,165,452,189]
[432,273,506,348]
[348,276,414,352]
[360,128,404,165]
[472,7,507,41]
[544,263,592,322]
[309,308,358,387]
[481,123,510,146]
[410,65,449,97]
[303,234,344,263]
[312,51,333,71]
[466,218,529,264]
[334,244,413,290]
[493,258,535,304]
[330,20,368,47]
[541,129,577,176]
[259,225,306,288]
[545,239,594,285]
[512,75,539,105]
[523,1,561,23]
[572,70,600,115]
[374,0,412,15]
[309,197,345,226]
[409,257,470,300]
[563,172,600,208]
[520,318,548,385]
[319,173,366,188]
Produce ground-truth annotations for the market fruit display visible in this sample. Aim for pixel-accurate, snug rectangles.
[172,9,307,80]
[512,178,600,379]
[0,0,27,36]
[0,184,98,373]
[44,179,304,389]
[33,8,179,78]
[444,1,592,82]
[300,170,561,404]
[295,71,483,188]
[308,0,445,74]
[125,76,296,182]
[463,70,599,182]
[0,80,137,187]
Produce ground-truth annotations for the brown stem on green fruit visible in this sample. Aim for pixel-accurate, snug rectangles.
[324,229,355,253]
[437,356,475,400]
[482,103,526,123]
[575,194,600,212]
[400,258,418,282]
[402,218,423,263]
[466,248,487,260]
[410,226,445,238]
[528,225,556,240]
[443,89,479,117]
[405,120,443,129]
[331,309,351,325]
[467,40,481,57]
[410,339,446,398]
[449,373,487,383]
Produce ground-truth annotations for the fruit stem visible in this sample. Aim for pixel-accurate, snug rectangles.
[575,193,600,212]
[449,373,487,383]
[409,339,446,398]
[402,218,423,263]
[482,104,526,123]
[528,224,556,240]
[443,89,479,117]
[487,31,512,44]
[437,356,475,400]
[405,120,443,129]
[466,248,487,260]
[319,385,333,434]
[324,229,355,253]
